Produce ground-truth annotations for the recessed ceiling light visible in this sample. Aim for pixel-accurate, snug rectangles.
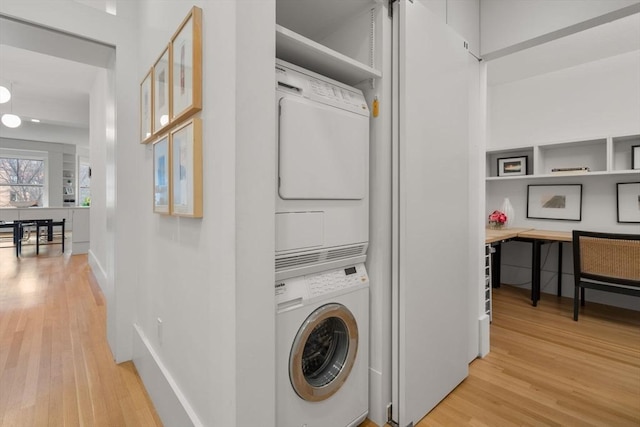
[31,118,40,123]
[0,86,10,104]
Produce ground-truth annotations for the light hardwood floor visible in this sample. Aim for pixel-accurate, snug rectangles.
[361,285,640,427]
[0,247,162,426]
[2,247,639,426]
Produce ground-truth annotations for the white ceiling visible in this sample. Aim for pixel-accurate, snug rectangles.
[0,16,113,145]
[487,12,640,85]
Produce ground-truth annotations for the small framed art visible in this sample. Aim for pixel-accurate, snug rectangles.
[497,156,527,177]
[153,46,171,134]
[632,145,640,170]
[153,135,170,214]
[171,6,202,125]
[527,184,582,221]
[170,118,202,218]
[616,182,640,223]
[140,68,153,143]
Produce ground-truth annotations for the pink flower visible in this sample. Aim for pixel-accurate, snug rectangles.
[488,210,507,224]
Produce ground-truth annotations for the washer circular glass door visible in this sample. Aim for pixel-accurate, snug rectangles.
[289,303,358,402]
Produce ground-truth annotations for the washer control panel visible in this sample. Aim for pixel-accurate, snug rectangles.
[275,263,369,307]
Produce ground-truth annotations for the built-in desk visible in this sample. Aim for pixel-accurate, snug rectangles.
[516,230,572,306]
[485,227,533,244]
[486,228,572,307]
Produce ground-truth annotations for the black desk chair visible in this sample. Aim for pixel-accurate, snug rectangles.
[16,220,37,256]
[36,218,65,254]
[572,230,640,321]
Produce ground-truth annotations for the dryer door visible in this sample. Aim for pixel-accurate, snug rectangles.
[289,303,358,402]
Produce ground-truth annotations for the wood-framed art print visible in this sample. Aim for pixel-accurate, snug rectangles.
[153,135,170,214]
[171,6,202,125]
[632,145,640,170]
[170,117,202,217]
[527,184,582,221]
[153,45,171,135]
[497,156,527,177]
[140,68,154,144]
[616,182,640,223]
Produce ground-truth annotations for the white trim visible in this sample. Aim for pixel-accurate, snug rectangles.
[133,323,204,427]
[478,314,490,357]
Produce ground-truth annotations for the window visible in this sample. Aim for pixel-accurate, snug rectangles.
[0,157,45,207]
[79,161,91,206]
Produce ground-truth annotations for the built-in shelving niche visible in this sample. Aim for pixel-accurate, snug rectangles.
[486,133,640,181]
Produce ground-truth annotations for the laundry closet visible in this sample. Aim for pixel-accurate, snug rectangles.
[274,1,483,426]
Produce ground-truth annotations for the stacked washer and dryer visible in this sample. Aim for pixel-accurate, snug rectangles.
[274,60,371,427]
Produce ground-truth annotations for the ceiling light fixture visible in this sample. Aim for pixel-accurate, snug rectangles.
[0,86,10,104]
[1,114,21,128]
[31,118,40,123]
[1,82,21,128]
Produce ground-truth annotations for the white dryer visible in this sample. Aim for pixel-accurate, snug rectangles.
[275,60,370,280]
[276,263,369,427]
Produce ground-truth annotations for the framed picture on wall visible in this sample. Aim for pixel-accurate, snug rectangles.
[170,118,202,218]
[171,6,202,125]
[153,135,170,214]
[616,182,640,223]
[153,45,171,135]
[527,184,582,221]
[632,145,640,170]
[497,156,528,177]
[140,68,154,144]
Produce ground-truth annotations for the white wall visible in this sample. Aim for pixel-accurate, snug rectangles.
[135,1,276,426]
[422,0,480,57]
[488,51,640,148]
[89,67,109,300]
[480,0,640,55]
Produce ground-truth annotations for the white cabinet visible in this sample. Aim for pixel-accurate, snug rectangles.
[486,133,640,180]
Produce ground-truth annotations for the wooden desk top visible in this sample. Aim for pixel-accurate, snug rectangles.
[485,228,573,244]
[485,227,533,244]
[517,229,573,242]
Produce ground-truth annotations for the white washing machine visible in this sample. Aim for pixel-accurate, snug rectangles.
[276,263,369,427]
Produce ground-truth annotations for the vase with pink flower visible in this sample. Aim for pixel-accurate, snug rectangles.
[488,210,507,229]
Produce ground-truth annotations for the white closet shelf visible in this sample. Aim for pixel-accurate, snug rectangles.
[276,25,381,86]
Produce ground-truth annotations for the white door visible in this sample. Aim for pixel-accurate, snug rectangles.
[392,1,470,426]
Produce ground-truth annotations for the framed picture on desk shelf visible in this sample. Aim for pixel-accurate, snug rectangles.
[497,156,527,177]
[616,182,640,223]
[527,184,582,221]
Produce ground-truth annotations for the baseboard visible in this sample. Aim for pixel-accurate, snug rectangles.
[133,323,203,427]
[478,314,490,357]
[71,241,89,254]
[88,249,108,294]
[368,367,385,426]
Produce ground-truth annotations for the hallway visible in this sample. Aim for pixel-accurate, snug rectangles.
[0,250,162,426]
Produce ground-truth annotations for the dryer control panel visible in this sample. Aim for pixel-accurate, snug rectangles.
[276,60,369,116]
[275,263,369,309]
